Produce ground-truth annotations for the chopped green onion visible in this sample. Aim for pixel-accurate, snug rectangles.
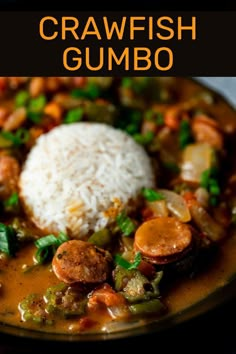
[0,223,18,256]
[35,247,50,265]
[28,95,47,113]
[114,255,131,269]
[144,110,164,126]
[178,119,193,149]
[34,232,69,264]
[156,112,164,126]
[0,128,29,146]
[209,180,221,196]
[85,82,101,99]
[125,123,139,135]
[121,78,150,93]
[117,108,142,134]
[35,232,69,249]
[121,77,132,88]
[116,210,135,236]
[27,95,47,123]
[133,131,154,145]
[63,107,84,124]
[0,134,13,148]
[115,252,142,270]
[15,90,29,108]
[125,110,142,135]
[15,128,30,144]
[4,192,19,208]
[34,234,58,249]
[0,131,18,146]
[144,109,153,121]
[200,168,220,190]
[142,188,165,202]
[57,231,69,244]
[27,111,42,124]
[200,169,211,189]
[71,82,100,100]
[200,168,221,206]
[86,82,100,99]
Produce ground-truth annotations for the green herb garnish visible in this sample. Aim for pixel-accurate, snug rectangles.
[63,107,84,124]
[3,192,19,213]
[114,252,142,270]
[15,90,30,108]
[34,232,69,264]
[28,95,46,113]
[133,131,154,145]
[27,94,47,123]
[200,167,221,206]
[27,111,42,124]
[144,109,153,121]
[0,128,29,146]
[0,223,18,256]
[71,82,100,100]
[200,167,219,189]
[116,210,135,236]
[124,110,142,135]
[156,112,164,126]
[142,188,165,202]
[121,77,132,89]
[178,119,193,149]
[4,192,19,207]
[200,169,211,189]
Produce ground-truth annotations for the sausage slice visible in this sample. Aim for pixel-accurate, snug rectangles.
[52,239,112,284]
[134,217,192,264]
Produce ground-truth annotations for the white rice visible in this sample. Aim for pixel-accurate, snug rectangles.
[19,122,156,238]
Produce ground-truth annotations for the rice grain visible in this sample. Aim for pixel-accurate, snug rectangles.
[19,122,156,238]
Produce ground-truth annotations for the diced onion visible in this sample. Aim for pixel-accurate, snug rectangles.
[157,189,191,222]
[147,200,169,218]
[181,143,215,183]
[189,203,225,241]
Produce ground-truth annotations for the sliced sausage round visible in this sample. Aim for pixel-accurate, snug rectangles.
[134,216,192,264]
[52,239,112,284]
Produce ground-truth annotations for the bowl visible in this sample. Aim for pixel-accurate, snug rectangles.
[0,77,236,347]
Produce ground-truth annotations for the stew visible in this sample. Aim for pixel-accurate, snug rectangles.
[0,77,236,335]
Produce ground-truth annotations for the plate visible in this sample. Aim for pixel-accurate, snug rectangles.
[0,77,236,345]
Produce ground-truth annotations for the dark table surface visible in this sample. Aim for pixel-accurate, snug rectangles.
[0,294,236,354]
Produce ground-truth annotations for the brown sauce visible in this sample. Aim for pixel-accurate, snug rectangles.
[1,230,236,334]
[165,230,236,312]
[0,244,111,333]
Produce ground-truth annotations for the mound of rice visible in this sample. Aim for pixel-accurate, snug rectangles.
[19,122,156,238]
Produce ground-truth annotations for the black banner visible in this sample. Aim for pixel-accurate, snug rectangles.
[0,11,236,76]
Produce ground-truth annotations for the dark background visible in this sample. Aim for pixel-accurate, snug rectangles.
[0,0,235,11]
[0,11,236,75]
